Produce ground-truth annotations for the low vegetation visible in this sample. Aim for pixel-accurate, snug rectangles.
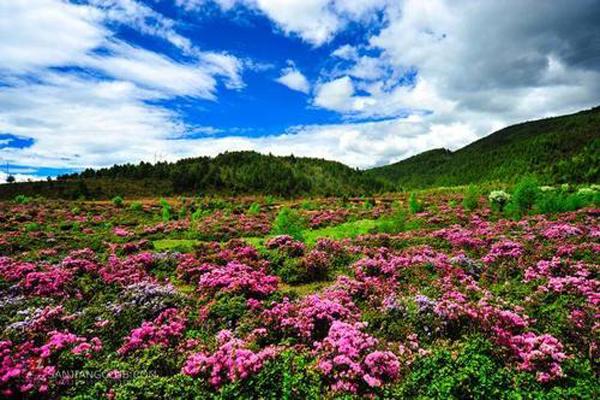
[1,181,598,398]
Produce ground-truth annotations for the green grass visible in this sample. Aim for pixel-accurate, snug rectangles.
[303,219,379,245]
[153,239,197,252]
[279,281,332,297]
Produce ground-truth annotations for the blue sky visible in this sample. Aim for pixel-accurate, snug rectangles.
[1,0,600,181]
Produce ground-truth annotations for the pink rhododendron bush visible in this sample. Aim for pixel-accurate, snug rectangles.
[0,192,598,399]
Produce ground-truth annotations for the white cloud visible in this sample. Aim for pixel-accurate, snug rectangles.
[0,0,105,73]
[313,76,377,113]
[332,44,358,60]
[179,0,388,45]
[82,41,226,99]
[2,0,600,176]
[0,0,243,99]
[0,171,42,183]
[90,0,194,52]
[153,116,478,169]
[0,0,247,172]
[310,0,600,154]
[276,65,310,94]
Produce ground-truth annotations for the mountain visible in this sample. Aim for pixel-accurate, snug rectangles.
[0,151,388,199]
[367,106,600,188]
[1,107,598,199]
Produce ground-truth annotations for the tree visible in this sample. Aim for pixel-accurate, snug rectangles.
[6,175,15,183]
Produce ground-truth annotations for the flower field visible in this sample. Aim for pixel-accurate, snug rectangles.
[0,186,599,399]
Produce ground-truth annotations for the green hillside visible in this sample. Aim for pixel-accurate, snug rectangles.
[1,107,598,199]
[0,151,388,199]
[367,106,600,188]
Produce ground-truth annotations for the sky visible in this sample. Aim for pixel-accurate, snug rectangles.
[1,0,600,181]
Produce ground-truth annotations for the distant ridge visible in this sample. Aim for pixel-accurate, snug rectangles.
[1,107,598,199]
[367,106,600,188]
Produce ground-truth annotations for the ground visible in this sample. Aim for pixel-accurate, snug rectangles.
[0,188,598,399]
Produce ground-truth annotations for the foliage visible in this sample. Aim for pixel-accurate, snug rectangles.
[408,192,423,214]
[0,190,598,399]
[462,185,479,211]
[112,196,124,207]
[367,106,600,188]
[506,177,540,217]
[488,190,511,211]
[129,201,143,211]
[271,207,307,240]
[159,198,172,222]
[375,208,407,234]
[14,194,30,204]
[246,202,261,216]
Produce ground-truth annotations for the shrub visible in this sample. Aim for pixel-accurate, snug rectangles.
[218,350,324,399]
[408,192,423,214]
[247,202,261,216]
[277,258,308,284]
[534,188,596,214]
[264,195,275,206]
[24,222,40,232]
[181,330,279,388]
[376,208,407,234]
[14,194,30,204]
[315,321,400,394]
[191,207,207,222]
[462,185,479,211]
[207,294,248,329]
[300,200,317,210]
[271,207,307,241]
[387,335,514,399]
[129,201,143,211]
[159,198,172,222]
[507,177,540,217]
[112,196,124,207]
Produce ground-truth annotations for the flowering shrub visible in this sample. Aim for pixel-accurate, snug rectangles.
[198,261,279,298]
[0,257,37,282]
[99,252,154,285]
[0,331,102,396]
[109,281,182,316]
[541,223,583,239]
[482,240,524,264]
[262,290,360,342]
[0,193,597,398]
[508,333,567,382]
[20,268,73,297]
[118,308,186,355]
[315,321,400,393]
[488,190,511,209]
[182,330,279,388]
[265,235,305,256]
[308,209,348,228]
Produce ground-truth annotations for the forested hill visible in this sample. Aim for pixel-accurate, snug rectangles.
[0,152,389,199]
[0,107,598,199]
[367,106,600,188]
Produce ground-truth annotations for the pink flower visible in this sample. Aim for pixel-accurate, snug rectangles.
[118,308,186,355]
[482,240,524,264]
[198,261,279,298]
[182,330,278,387]
[113,227,132,237]
[315,322,399,394]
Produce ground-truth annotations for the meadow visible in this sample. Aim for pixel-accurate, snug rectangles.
[0,181,599,399]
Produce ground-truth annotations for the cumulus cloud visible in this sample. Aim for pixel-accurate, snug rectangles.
[2,0,600,175]
[0,0,105,73]
[310,0,600,154]
[276,64,310,94]
[0,0,244,171]
[152,115,478,169]
[180,0,387,45]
